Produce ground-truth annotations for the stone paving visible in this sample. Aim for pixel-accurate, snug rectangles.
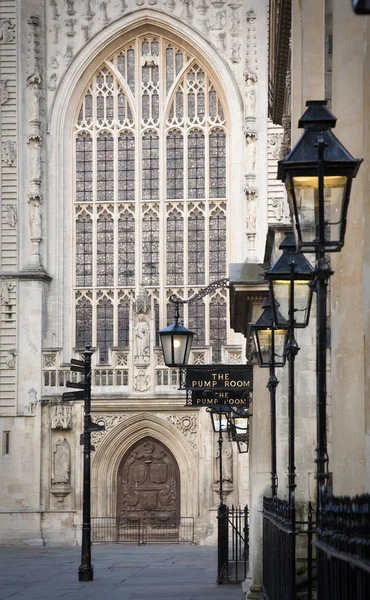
[0,543,245,600]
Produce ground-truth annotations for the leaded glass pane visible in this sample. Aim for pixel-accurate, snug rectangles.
[97,93,104,123]
[97,298,113,363]
[166,46,174,92]
[210,296,227,363]
[76,134,93,202]
[76,213,93,287]
[118,212,135,286]
[117,53,125,76]
[118,132,135,201]
[209,129,226,198]
[188,130,205,199]
[209,88,217,118]
[188,300,205,346]
[97,212,114,286]
[154,299,160,346]
[176,90,184,120]
[106,93,114,122]
[118,91,126,122]
[85,93,92,124]
[167,299,183,326]
[97,133,114,202]
[209,207,226,280]
[76,297,92,348]
[142,211,159,285]
[127,48,135,93]
[188,210,205,284]
[166,209,184,285]
[142,131,159,200]
[166,131,184,199]
[118,299,130,347]
[175,51,183,74]
[152,92,159,121]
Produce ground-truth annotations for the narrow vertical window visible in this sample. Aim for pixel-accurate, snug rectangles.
[97,133,114,202]
[188,208,205,285]
[76,211,93,287]
[166,130,184,199]
[210,295,227,363]
[76,134,93,203]
[96,211,114,287]
[166,208,184,285]
[209,206,226,280]
[188,130,205,199]
[142,209,159,285]
[209,129,226,198]
[118,298,130,347]
[97,297,113,363]
[76,295,93,349]
[188,300,205,346]
[3,432,10,455]
[118,210,135,286]
[142,131,159,200]
[118,132,135,201]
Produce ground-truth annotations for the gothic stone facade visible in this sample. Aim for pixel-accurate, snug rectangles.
[0,0,287,545]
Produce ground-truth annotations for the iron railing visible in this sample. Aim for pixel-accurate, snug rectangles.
[217,504,249,584]
[262,497,315,600]
[315,494,370,599]
[91,516,195,545]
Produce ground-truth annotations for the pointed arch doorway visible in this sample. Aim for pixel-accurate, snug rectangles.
[117,436,180,541]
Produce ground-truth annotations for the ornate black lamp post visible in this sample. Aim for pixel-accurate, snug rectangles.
[251,297,287,496]
[277,100,362,510]
[208,406,230,505]
[228,405,250,454]
[266,233,314,506]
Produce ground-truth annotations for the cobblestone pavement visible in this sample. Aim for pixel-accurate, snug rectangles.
[0,544,245,600]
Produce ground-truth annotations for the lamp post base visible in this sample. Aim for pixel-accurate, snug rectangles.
[78,565,94,582]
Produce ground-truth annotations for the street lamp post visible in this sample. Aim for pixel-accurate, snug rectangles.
[277,100,362,510]
[251,297,287,496]
[208,406,230,505]
[266,233,314,507]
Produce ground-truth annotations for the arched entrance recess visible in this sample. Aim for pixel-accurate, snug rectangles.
[117,437,180,528]
[91,413,198,521]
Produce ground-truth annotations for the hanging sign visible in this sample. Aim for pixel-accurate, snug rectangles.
[185,365,253,406]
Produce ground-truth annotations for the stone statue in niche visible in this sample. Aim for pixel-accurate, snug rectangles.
[214,440,233,483]
[0,19,15,43]
[246,191,257,231]
[134,369,150,392]
[245,133,257,175]
[134,315,150,363]
[30,142,41,182]
[29,200,42,240]
[0,80,9,105]
[28,84,40,123]
[210,10,226,30]
[1,141,16,166]
[52,437,71,485]
[244,81,256,120]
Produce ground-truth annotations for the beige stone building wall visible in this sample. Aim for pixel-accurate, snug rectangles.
[0,0,288,546]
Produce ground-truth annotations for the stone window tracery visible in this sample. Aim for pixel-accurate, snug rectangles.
[74,35,228,364]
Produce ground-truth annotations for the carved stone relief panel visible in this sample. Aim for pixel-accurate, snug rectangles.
[51,404,73,429]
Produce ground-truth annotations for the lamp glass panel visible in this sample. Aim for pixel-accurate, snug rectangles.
[160,332,192,366]
[254,330,272,365]
[214,414,229,433]
[274,329,287,365]
[233,417,248,436]
[272,280,311,326]
[288,175,347,246]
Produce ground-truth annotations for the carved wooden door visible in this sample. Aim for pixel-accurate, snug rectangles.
[117,437,180,536]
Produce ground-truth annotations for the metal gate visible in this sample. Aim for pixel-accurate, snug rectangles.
[91,515,195,545]
[217,503,249,584]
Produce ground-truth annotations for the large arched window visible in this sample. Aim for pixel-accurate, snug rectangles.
[74,34,228,364]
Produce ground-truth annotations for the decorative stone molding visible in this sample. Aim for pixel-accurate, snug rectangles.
[229,3,242,37]
[165,413,198,451]
[27,17,42,86]
[5,348,16,369]
[268,132,283,159]
[268,196,286,223]
[0,19,15,43]
[231,42,241,64]
[51,404,73,429]
[134,367,150,391]
[0,79,9,105]
[90,414,128,449]
[245,131,257,176]
[1,141,16,166]
[6,204,17,228]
